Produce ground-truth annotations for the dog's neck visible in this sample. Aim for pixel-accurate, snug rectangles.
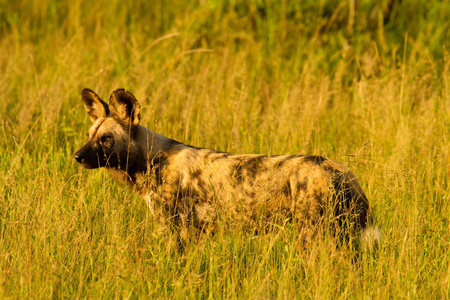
[135,125,183,160]
[107,124,184,190]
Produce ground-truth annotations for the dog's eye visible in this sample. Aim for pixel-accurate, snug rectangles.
[99,136,114,148]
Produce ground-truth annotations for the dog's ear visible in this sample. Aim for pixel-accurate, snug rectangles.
[109,89,141,128]
[81,89,110,122]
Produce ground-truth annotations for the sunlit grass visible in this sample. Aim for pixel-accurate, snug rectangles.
[0,0,449,298]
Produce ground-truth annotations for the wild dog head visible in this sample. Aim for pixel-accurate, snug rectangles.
[74,88,141,170]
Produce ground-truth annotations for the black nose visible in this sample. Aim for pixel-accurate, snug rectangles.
[74,151,84,163]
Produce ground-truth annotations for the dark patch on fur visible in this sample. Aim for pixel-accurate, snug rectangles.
[123,159,147,184]
[231,163,244,184]
[203,150,215,161]
[303,155,327,165]
[192,176,210,200]
[191,169,203,180]
[274,155,297,169]
[218,153,232,159]
[281,181,292,198]
[198,182,210,199]
[242,156,267,179]
[313,190,324,203]
[212,153,233,162]
[245,189,256,198]
[150,153,170,185]
[296,178,308,192]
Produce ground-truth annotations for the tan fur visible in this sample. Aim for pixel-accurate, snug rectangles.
[74,89,373,248]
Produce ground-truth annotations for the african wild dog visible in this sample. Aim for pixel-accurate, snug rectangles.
[74,88,381,249]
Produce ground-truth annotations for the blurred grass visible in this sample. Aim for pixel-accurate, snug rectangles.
[0,0,449,298]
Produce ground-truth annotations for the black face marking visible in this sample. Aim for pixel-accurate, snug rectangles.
[100,135,114,149]
[302,155,327,165]
[74,139,109,169]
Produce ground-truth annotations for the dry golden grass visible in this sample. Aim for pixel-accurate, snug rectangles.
[0,0,449,298]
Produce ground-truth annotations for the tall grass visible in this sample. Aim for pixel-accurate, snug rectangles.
[0,0,449,298]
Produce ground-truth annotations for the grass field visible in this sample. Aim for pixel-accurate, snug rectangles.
[0,0,449,298]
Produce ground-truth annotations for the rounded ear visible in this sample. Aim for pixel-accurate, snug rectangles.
[109,89,141,128]
[81,88,110,122]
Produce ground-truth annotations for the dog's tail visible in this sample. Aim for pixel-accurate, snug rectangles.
[361,225,382,251]
[331,168,382,250]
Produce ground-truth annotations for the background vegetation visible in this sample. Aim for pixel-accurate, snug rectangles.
[0,0,449,298]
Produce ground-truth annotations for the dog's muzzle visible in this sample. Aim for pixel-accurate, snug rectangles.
[73,146,99,169]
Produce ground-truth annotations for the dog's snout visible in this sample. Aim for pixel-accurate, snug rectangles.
[73,146,100,169]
